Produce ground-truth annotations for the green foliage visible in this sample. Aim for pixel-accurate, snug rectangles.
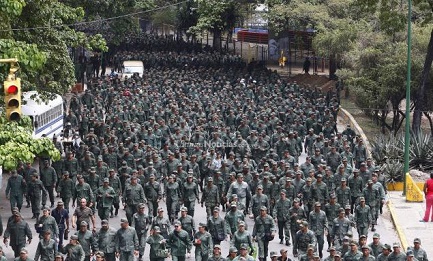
[0,0,108,96]
[189,0,242,35]
[372,131,433,180]
[0,116,61,171]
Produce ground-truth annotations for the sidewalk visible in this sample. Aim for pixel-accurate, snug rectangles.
[388,191,433,256]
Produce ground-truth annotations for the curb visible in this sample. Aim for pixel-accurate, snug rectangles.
[338,106,410,250]
[338,107,372,158]
[387,200,409,250]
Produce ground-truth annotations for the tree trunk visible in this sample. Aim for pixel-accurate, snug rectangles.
[423,112,433,136]
[213,30,222,51]
[413,28,433,133]
[329,54,337,80]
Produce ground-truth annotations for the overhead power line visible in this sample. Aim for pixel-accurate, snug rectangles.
[0,0,188,32]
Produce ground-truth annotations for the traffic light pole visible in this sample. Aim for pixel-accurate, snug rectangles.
[1,58,22,121]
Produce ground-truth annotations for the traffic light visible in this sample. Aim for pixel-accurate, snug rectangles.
[4,78,21,121]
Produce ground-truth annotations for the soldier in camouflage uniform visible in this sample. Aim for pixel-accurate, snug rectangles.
[57,172,75,210]
[108,169,122,217]
[343,241,362,261]
[324,194,341,248]
[62,235,85,261]
[6,170,27,211]
[115,218,139,261]
[40,160,58,209]
[201,177,220,217]
[28,173,47,219]
[308,202,328,258]
[123,176,146,224]
[250,185,270,219]
[152,207,171,239]
[179,206,195,241]
[408,238,428,261]
[295,221,317,258]
[272,189,291,246]
[182,174,199,217]
[143,174,162,218]
[132,203,151,261]
[231,221,254,255]
[348,169,364,213]
[168,221,193,261]
[363,180,380,231]
[368,233,384,258]
[207,207,226,245]
[225,202,246,238]
[355,197,372,237]
[96,220,117,261]
[73,175,94,208]
[253,206,276,261]
[331,209,351,246]
[194,222,214,261]
[166,175,181,222]
[96,178,116,221]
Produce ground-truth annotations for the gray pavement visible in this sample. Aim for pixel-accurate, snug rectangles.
[388,191,433,257]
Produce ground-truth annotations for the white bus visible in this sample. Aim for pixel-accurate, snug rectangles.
[22,91,64,139]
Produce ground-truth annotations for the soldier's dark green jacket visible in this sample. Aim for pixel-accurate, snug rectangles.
[96,227,117,254]
[115,226,139,252]
[168,229,193,256]
[35,238,56,261]
[62,243,85,261]
[75,230,98,256]
[39,166,57,187]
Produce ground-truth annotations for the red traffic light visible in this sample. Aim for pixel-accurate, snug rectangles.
[7,85,18,94]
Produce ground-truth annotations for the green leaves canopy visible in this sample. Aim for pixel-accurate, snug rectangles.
[0,116,61,171]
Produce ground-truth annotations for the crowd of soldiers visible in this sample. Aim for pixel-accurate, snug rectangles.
[1,35,430,261]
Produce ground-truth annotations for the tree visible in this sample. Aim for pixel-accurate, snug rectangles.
[0,0,107,97]
[189,0,243,50]
[0,116,61,171]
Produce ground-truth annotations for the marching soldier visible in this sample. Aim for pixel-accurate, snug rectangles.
[3,212,32,257]
[152,208,171,239]
[168,221,193,261]
[363,180,380,231]
[6,170,27,211]
[28,173,47,219]
[225,202,246,238]
[194,223,214,261]
[40,160,58,209]
[123,176,146,224]
[132,203,151,261]
[182,173,200,217]
[201,177,220,217]
[294,221,317,258]
[409,238,428,261]
[231,221,254,255]
[75,221,98,261]
[368,233,384,258]
[179,206,196,241]
[289,198,306,255]
[354,197,372,238]
[253,206,276,261]
[331,208,351,246]
[57,172,75,210]
[146,226,167,261]
[62,235,85,261]
[207,207,226,245]
[166,175,181,222]
[73,175,94,208]
[115,218,139,261]
[96,178,116,221]
[308,202,328,258]
[272,189,291,246]
[96,220,117,261]
[250,185,270,219]
[108,169,122,217]
[227,174,251,213]
[143,174,162,218]
[324,194,341,248]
